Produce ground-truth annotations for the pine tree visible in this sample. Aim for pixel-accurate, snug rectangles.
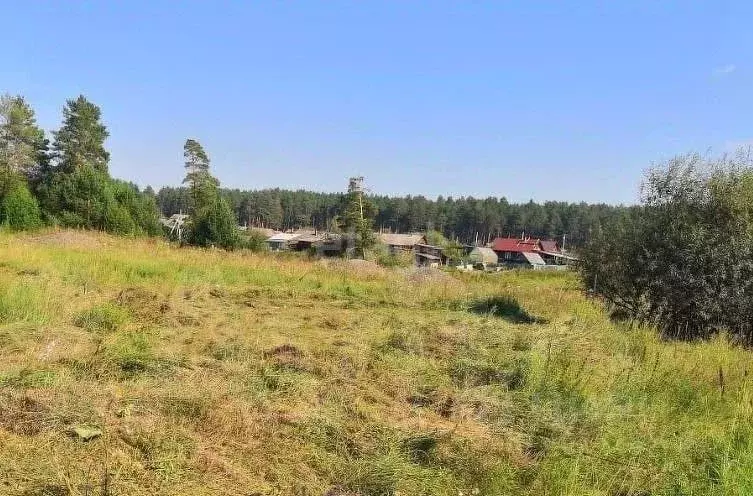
[341,176,376,257]
[52,95,109,173]
[180,139,237,249]
[182,139,218,213]
[0,94,48,181]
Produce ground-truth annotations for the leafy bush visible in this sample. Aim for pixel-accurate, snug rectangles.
[36,165,160,235]
[372,243,414,267]
[240,229,268,252]
[581,151,753,342]
[0,180,41,230]
[188,196,239,250]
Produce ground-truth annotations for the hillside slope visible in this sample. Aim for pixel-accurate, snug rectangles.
[0,231,751,495]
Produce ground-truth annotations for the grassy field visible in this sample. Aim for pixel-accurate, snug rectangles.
[0,230,752,495]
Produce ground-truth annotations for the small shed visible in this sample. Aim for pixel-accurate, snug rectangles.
[522,252,547,269]
[289,233,323,251]
[469,247,498,266]
[266,232,298,251]
[414,244,444,267]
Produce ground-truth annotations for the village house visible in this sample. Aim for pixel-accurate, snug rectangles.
[265,232,299,251]
[288,233,323,252]
[490,237,576,269]
[378,233,427,255]
[490,237,550,269]
[414,243,443,267]
[490,237,542,264]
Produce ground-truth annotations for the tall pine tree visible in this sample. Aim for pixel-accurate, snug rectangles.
[183,138,219,213]
[52,95,109,173]
[0,94,48,182]
[181,139,237,249]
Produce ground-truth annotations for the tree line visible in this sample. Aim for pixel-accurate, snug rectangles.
[157,187,628,247]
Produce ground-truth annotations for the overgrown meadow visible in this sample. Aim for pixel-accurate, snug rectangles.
[0,230,751,495]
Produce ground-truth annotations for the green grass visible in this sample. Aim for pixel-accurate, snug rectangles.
[0,229,752,495]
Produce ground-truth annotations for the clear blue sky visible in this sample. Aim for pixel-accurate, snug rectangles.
[3,1,751,204]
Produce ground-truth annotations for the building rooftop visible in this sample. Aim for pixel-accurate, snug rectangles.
[378,233,426,246]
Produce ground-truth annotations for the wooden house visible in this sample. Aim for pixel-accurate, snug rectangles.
[378,233,427,254]
[414,243,443,267]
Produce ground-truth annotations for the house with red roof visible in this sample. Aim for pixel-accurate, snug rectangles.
[490,237,546,267]
[490,237,575,267]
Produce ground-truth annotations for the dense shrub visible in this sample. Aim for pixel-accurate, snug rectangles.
[581,151,753,343]
[0,180,41,230]
[240,230,269,252]
[36,166,160,235]
[188,196,239,250]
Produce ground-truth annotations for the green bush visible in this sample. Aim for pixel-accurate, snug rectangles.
[372,243,414,267]
[0,181,41,230]
[36,165,160,235]
[188,196,239,250]
[240,230,268,252]
[581,151,753,342]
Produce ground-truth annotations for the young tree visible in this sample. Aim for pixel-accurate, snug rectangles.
[190,196,239,250]
[340,176,376,257]
[581,151,753,343]
[38,96,160,234]
[183,139,218,213]
[0,95,49,181]
[180,139,238,249]
[52,95,109,173]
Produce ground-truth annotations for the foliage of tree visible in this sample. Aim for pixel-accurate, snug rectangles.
[188,196,239,249]
[0,176,41,230]
[339,177,377,257]
[179,139,238,249]
[183,139,218,213]
[581,151,753,343]
[240,229,269,252]
[0,94,49,181]
[51,96,110,173]
[156,187,626,247]
[35,95,160,234]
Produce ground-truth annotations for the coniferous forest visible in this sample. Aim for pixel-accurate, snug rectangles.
[159,182,629,246]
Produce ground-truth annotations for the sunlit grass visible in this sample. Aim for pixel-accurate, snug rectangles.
[0,229,751,494]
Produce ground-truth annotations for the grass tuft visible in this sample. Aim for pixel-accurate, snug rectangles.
[74,302,129,332]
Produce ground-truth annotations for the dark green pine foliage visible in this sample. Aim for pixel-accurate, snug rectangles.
[180,139,238,249]
[37,95,160,234]
[340,177,376,257]
[52,95,110,173]
[183,139,219,214]
[156,187,627,247]
[190,196,239,250]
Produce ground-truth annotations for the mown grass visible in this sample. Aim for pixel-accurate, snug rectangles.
[0,229,752,495]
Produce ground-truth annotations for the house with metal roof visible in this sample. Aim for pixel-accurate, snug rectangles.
[490,237,543,264]
[491,236,577,268]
